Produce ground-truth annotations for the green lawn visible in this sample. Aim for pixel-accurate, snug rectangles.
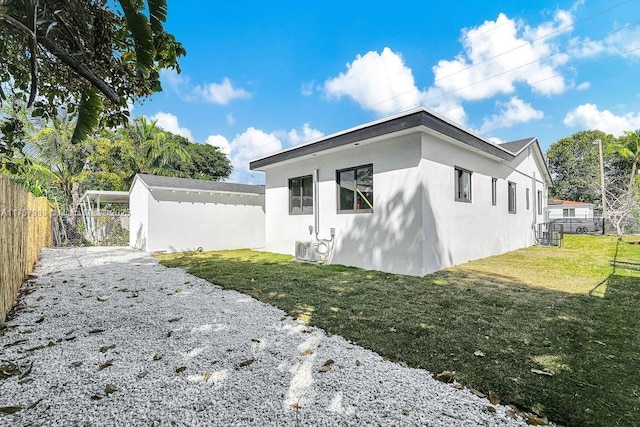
[158,235,640,427]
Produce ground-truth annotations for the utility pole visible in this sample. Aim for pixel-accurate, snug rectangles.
[594,138,607,223]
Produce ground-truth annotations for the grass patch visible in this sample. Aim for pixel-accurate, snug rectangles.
[158,235,640,427]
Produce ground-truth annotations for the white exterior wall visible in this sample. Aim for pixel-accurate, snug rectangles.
[129,179,151,250]
[419,134,547,273]
[145,190,265,253]
[548,205,593,219]
[129,177,265,253]
[262,131,549,277]
[265,133,424,275]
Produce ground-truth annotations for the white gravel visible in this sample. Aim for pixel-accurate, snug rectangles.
[0,247,528,426]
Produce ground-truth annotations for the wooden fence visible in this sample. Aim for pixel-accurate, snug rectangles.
[0,175,51,325]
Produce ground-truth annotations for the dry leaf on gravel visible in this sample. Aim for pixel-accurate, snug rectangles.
[470,389,486,398]
[488,391,500,405]
[98,359,114,371]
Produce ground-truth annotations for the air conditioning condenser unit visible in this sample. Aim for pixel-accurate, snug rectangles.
[295,241,319,262]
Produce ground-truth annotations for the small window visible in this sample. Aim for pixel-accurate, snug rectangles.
[537,190,543,215]
[491,178,497,206]
[337,164,373,213]
[563,208,575,217]
[508,182,517,214]
[455,168,472,202]
[289,175,313,215]
[526,188,530,210]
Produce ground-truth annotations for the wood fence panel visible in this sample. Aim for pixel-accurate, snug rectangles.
[0,176,51,325]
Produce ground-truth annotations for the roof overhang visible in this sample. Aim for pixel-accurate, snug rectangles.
[80,190,130,205]
[250,108,514,170]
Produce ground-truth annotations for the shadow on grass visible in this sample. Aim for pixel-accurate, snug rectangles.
[160,251,640,427]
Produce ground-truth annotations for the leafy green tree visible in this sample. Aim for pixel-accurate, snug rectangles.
[0,0,185,160]
[163,132,232,181]
[546,130,617,203]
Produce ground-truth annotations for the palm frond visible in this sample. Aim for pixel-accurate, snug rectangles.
[147,0,167,35]
[71,87,103,145]
[118,0,154,75]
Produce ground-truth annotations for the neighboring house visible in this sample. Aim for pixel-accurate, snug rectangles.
[129,174,265,253]
[250,107,552,277]
[547,199,594,219]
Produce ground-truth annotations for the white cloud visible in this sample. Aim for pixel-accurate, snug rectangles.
[222,127,283,181]
[323,47,468,124]
[287,123,324,145]
[161,70,251,105]
[480,97,544,132]
[576,81,590,90]
[564,103,640,136]
[324,47,422,116]
[301,81,315,97]
[431,10,572,100]
[194,77,251,105]
[570,25,640,59]
[205,135,231,155]
[149,112,194,141]
[226,113,236,126]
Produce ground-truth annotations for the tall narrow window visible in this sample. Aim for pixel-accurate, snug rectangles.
[526,188,530,210]
[337,164,373,213]
[537,190,543,215]
[289,175,313,214]
[455,168,472,202]
[508,181,517,214]
[491,178,497,206]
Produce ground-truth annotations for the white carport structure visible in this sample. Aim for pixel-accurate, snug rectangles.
[129,174,265,253]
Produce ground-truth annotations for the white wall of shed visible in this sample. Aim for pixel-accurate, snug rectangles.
[129,178,150,251]
[145,190,265,253]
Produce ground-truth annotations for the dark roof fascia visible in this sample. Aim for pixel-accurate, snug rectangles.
[250,110,514,170]
[134,174,265,195]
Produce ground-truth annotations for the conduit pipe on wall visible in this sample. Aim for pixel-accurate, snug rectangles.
[313,169,320,233]
[312,168,335,262]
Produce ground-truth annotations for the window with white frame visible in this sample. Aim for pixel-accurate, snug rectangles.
[289,175,313,214]
[563,208,575,217]
[455,167,472,202]
[508,181,517,213]
[491,178,497,206]
[337,164,373,213]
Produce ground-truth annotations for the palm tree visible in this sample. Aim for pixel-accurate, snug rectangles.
[26,117,88,214]
[127,117,190,180]
[610,130,640,195]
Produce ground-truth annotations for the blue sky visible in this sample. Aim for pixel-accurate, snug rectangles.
[132,0,640,183]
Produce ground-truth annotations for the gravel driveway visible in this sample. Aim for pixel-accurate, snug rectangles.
[0,247,528,426]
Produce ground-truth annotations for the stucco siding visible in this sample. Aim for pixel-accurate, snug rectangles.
[145,190,265,253]
[129,179,150,250]
[260,128,550,277]
[264,133,426,275]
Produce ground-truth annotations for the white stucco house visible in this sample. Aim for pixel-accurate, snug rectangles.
[547,199,594,219]
[129,174,265,253]
[250,107,552,277]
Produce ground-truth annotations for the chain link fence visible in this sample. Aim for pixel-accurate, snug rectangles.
[52,212,129,247]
